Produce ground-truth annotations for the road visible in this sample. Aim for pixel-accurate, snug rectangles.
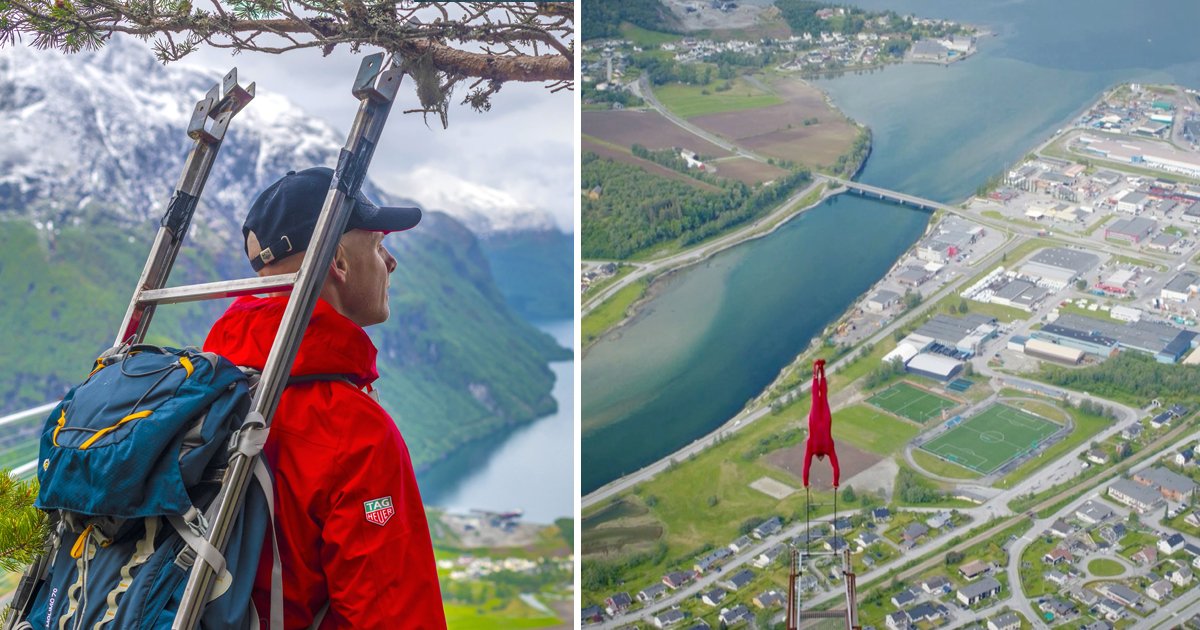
[581,178,834,315]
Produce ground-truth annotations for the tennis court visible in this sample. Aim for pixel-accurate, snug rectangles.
[919,404,1061,474]
[868,382,958,424]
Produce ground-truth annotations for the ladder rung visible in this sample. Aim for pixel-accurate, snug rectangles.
[137,274,298,305]
[796,610,848,619]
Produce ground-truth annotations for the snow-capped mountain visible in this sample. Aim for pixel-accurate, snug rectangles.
[0,38,563,239]
[0,37,431,246]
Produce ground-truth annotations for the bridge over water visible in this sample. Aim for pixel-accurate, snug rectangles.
[822,175,948,213]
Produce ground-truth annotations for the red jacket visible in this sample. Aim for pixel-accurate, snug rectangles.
[803,359,840,488]
[204,296,446,630]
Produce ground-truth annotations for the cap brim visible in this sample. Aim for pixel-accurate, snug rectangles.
[352,200,422,233]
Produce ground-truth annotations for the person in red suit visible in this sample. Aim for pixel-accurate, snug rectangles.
[802,359,840,488]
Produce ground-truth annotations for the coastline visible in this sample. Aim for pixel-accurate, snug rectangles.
[582,178,844,358]
[583,77,1172,505]
[582,95,874,354]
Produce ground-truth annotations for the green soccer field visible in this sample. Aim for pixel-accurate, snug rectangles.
[867,382,958,423]
[919,404,1061,474]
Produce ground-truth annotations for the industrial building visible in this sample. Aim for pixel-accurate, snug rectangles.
[1183,201,1200,223]
[866,290,900,312]
[1115,190,1149,213]
[896,266,931,287]
[905,353,963,382]
[918,218,983,263]
[913,313,998,356]
[988,278,1050,311]
[1023,338,1084,364]
[1020,248,1101,289]
[1080,135,1200,179]
[1105,216,1158,244]
[1034,313,1197,363]
[1162,272,1199,303]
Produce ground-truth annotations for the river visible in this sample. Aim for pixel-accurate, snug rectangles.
[419,320,574,525]
[582,0,1200,494]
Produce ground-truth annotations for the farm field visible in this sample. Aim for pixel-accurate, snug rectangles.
[920,404,1061,474]
[868,382,959,424]
[689,79,858,170]
[583,110,732,158]
[582,136,721,192]
[709,156,790,185]
[656,77,784,118]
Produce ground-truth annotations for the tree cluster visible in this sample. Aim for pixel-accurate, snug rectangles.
[896,466,944,504]
[582,152,811,259]
[581,0,672,41]
[862,357,905,390]
[1041,351,1200,405]
[581,541,669,592]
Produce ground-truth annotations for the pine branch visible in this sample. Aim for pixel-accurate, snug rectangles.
[0,473,48,574]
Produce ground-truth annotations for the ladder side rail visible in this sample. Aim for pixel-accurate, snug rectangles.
[170,53,402,630]
[116,72,255,345]
[4,70,254,630]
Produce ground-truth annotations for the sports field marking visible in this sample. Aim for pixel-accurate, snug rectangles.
[919,403,1059,474]
[868,383,957,424]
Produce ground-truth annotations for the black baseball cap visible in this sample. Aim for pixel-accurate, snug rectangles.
[244,166,421,271]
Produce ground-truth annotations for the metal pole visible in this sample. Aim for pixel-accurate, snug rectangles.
[171,53,403,630]
[116,70,255,345]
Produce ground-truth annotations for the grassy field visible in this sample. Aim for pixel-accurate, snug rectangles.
[931,292,1031,324]
[619,23,682,47]
[656,78,783,119]
[911,448,981,480]
[582,278,650,347]
[833,405,922,455]
[997,403,1112,490]
[920,404,1060,474]
[868,382,958,424]
[443,602,561,629]
[1088,558,1125,577]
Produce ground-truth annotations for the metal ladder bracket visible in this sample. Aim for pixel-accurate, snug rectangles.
[187,69,256,144]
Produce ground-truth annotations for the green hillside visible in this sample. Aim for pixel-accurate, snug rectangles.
[0,213,568,471]
[480,229,573,322]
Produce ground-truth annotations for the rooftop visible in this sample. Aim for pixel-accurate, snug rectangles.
[1027,247,1101,274]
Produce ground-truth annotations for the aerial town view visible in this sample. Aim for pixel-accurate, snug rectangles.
[582,1,1200,629]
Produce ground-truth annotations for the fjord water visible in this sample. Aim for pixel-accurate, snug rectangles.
[582,0,1200,494]
[420,320,573,524]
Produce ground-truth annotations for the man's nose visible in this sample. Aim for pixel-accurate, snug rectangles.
[385,250,397,273]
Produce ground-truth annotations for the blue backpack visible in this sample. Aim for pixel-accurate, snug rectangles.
[18,345,276,630]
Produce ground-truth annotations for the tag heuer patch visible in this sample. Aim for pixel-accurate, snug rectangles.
[364,496,395,526]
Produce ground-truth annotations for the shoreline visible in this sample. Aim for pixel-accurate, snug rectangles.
[582,79,875,352]
[583,78,1175,504]
[581,179,845,358]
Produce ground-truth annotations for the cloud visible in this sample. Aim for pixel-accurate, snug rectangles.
[183,44,574,234]
[378,166,562,233]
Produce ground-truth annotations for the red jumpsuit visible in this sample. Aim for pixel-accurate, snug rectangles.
[802,359,840,488]
[205,296,446,629]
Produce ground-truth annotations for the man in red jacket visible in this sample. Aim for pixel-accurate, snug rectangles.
[204,167,446,629]
[802,359,839,489]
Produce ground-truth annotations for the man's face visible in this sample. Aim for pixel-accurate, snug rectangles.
[337,229,397,327]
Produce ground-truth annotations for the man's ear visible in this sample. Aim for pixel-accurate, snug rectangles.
[328,243,350,282]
